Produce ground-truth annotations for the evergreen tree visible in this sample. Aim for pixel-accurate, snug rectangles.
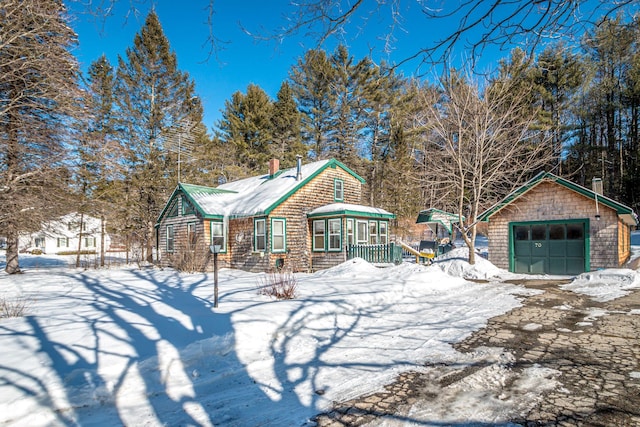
[115,10,203,262]
[578,16,633,198]
[272,82,307,167]
[289,49,336,159]
[78,55,119,266]
[326,45,372,166]
[217,84,274,173]
[533,45,584,174]
[0,0,82,274]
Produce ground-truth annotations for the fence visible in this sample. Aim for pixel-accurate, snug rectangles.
[347,243,403,265]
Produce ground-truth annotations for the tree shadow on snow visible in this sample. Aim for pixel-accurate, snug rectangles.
[0,268,307,426]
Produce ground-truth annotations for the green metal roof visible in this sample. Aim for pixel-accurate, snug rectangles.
[156,183,237,225]
[478,171,638,226]
[416,208,464,234]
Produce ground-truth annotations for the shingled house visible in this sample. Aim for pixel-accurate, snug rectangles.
[155,158,395,272]
[478,172,637,275]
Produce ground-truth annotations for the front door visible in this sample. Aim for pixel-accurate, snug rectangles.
[512,221,587,275]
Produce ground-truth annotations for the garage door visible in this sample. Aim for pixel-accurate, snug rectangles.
[512,221,586,275]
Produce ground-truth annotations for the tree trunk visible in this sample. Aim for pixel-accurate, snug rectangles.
[76,212,84,268]
[5,227,21,274]
[100,215,105,267]
[146,220,154,263]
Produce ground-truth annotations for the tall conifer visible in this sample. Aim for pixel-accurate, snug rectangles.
[115,10,203,262]
[0,0,82,273]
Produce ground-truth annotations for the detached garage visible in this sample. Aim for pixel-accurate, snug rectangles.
[479,172,637,275]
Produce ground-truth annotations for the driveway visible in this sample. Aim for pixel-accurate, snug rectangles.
[314,281,640,426]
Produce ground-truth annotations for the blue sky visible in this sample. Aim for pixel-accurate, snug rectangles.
[67,1,520,129]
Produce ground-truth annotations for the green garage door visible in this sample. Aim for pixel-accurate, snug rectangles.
[512,221,587,275]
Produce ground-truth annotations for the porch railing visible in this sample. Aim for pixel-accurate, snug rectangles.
[347,243,403,265]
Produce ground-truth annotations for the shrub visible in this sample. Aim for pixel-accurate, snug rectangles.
[0,296,33,319]
[168,237,211,273]
[257,270,298,300]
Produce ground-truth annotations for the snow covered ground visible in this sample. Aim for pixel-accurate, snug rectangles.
[1,235,639,426]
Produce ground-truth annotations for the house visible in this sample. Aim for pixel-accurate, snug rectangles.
[155,158,396,272]
[19,213,110,255]
[478,171,637,275]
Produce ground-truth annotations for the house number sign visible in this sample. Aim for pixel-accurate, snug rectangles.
[534,242,543,248]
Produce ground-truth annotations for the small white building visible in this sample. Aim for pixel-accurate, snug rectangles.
[19,213,111,255]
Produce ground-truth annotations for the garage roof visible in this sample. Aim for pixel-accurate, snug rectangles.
[478,171,638,226]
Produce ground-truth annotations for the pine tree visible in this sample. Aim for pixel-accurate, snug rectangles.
[272,82,307,167]
[326,45,372,165]
[115,10,203,262]
[217,84,274,173]
[0,0,82,274]
[80,55,120,266]
[533,45,583,174]
[289,49,336,159]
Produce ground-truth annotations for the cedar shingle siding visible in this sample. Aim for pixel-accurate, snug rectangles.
[155,159,395,273]
[481,174,636,274]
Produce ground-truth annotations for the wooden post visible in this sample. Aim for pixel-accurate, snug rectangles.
[214,252,219,308]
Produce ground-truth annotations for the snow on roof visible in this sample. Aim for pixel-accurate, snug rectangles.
[180,159,366,218]
[307,202,395,218]
[40,213,102,238]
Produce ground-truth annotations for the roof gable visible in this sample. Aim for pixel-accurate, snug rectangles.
[157,159,367,223]
[478,171,637,225]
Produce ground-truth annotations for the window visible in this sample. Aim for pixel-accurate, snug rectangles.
[346,219,354,246]
[84,237,96,247]
[167,201,179,217]
[514,226,529,241]
[356,221,368,245]
[328,218,341,251]
[379,221,388,244]
[211,221,226,252]
[187,223,197,247]
[334,179,344,201]
[271,218,286,252]
[182,197,196,215]
[369,221,378,244]
[549,224,565,240]
[567,223,584,240]
[531,224,546,241]
[57,237,68,248]
[313,220,326,251]
[254,218,266,251]
[166,225,175,252]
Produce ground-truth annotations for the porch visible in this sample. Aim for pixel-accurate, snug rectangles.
[347,243,403,265]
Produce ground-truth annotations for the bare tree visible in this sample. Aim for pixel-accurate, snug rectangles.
[252,0,639,69]
[413,74,552,264]
[0,0,83,274]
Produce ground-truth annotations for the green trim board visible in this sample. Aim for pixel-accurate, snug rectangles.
[334,178,344,202]
[156,183,234,226]
[270,218,287,253]
[262,158,366,216]
[479,171,637,225]
[254,217,267,252]
[311,217,389,252]
[508,219,590,274]
[307,209,395,220]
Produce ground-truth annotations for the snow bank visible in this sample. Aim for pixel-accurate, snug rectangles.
[433,247,503,280]
[561,268,640,302]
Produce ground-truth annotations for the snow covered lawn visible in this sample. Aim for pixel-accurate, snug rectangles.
[1,245,639,426]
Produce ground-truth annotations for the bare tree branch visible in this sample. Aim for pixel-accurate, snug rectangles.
[251,1,640,71]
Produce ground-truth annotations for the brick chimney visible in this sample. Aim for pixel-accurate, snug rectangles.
[269,158,280,177]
